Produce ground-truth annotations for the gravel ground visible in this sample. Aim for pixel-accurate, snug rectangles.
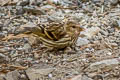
[0,0,120,80]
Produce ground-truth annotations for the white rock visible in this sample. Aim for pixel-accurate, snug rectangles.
[85,58,120,72]
[76,37,89,46]
[40,5,56,10]
[107,52,112,55]
[26,68,55,80]
[48,74,53,78]
[81,27,100,39]
[49,0,60,4]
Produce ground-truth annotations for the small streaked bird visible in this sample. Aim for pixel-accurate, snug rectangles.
[16,20,84,50]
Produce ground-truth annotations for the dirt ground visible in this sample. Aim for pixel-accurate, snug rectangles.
[0,0,120,80]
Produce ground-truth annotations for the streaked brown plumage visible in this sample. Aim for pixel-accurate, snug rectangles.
[17,20,84,49]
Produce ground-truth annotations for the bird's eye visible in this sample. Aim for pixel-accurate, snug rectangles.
[72,26,76,28]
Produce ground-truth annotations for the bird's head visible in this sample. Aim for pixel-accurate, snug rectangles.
[64,21,84,37]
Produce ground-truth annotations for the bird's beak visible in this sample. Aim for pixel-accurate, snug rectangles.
[79,26,85,31]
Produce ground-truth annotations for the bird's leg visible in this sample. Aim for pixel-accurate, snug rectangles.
[64,46,76,54]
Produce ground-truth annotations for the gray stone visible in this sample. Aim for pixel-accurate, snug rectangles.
[49,0,73,6]
[29,0,42,5]
[16,6,25,15]
[0,75,6,80]
[82,5,93,13]
[117,20,120,28]
[26,68,54,80]
[68,74,82,80]
[0,32,5,38]
[49,0,60,4]
[85,58,120,72]
[6,70,21,80]
[109,0,118,5]
[95,49,110,55]
[80,27,100,39]
[17,0,29,6]
[76,37,89,46]
[0,0,9,6]
[81,75,93,80]
[100,30,108,36]
[48,10,64,22]
[0,47,9,53]
[109,43,118,47]
[23,43,31,53]
[0,53,8,63]
[0,53,6,58]
[108,28,115,33]
[70,13,84,21]
[92,0,101,3]
[40,5,56,10]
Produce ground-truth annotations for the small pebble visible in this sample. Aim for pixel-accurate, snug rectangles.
[48,74,53,78]
[107,52,112,55]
